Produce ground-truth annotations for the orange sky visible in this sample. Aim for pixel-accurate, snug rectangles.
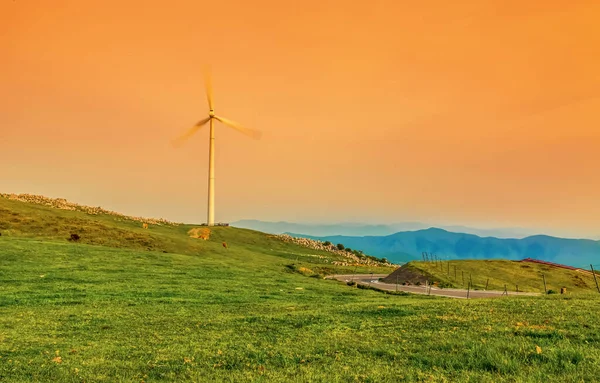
[2,0,599,237]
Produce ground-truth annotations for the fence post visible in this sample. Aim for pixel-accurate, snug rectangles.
[515,284,518,293]
[462,271,464,286]
[503,284,508,296]
[447,262,450,276]
[542,274,547,294]
[591,264,600,293]
[485,278,489,290]
[454,265,457,280]
[396,274,399,292]
[467,281,470,299]
[469,273,473,288]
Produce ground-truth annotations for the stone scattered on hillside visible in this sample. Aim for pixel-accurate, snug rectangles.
[0,193,178,226]
[272,234,396,267]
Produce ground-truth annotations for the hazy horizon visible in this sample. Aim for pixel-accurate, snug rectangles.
[4,190,598,240]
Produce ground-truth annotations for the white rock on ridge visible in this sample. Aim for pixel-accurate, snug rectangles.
[0,193,179,226]
[271,234,396,267]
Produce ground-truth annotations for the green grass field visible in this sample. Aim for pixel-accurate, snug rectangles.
[407,260,600,294]
[2,196,600,382]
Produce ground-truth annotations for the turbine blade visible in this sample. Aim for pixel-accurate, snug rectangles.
[214,115,262,139]
[203,66,214,111]
[171,117,210,147]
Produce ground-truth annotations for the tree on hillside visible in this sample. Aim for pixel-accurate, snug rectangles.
[336,243,345,250]
[323,241,331,246]
[346,247,352,253]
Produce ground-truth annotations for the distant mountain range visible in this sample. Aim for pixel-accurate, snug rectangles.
[287,228,600,268]
[231,220,542,239]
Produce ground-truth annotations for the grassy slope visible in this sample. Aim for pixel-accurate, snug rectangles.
[408,260,600,294]
[2,197,600,382]
[0,197,390,276]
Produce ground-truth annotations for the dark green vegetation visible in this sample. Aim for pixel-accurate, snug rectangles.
[294,228,600,267]
[2,197,600,382]
[390,260,600,294]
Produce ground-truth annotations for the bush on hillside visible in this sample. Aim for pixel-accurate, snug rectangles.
[337,243,345,250]
[323,241,331,246]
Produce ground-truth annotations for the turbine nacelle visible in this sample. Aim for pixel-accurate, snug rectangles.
[208,109,215,118]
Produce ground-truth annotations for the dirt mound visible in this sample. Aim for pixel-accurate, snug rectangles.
[381,265,429,285]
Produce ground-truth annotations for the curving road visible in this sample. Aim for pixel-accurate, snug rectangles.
[328,274,540,299]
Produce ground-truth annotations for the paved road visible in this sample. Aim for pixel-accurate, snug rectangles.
[328,274,540,299]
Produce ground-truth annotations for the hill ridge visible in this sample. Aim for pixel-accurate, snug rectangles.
[0,192,179,226]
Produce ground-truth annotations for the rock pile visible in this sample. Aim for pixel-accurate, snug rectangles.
[0,193,179,226]
[272,234,396,267]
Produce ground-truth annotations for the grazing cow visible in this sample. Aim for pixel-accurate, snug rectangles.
[222,242,228,249]
[69,233,80,242]
[142,223,148,229]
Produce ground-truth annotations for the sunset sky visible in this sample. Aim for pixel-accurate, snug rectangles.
[2,0,599,238]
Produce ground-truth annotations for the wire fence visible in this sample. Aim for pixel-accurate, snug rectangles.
[414,252,600,296]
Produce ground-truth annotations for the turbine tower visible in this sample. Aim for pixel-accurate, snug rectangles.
[171,68,261,226]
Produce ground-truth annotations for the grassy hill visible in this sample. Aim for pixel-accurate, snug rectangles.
[2,194,600,382]
[385,260,600,294]
[0,195,390,276]
[293,228,600,267]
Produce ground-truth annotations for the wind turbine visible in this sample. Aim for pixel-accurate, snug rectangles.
[171,68,261,226]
